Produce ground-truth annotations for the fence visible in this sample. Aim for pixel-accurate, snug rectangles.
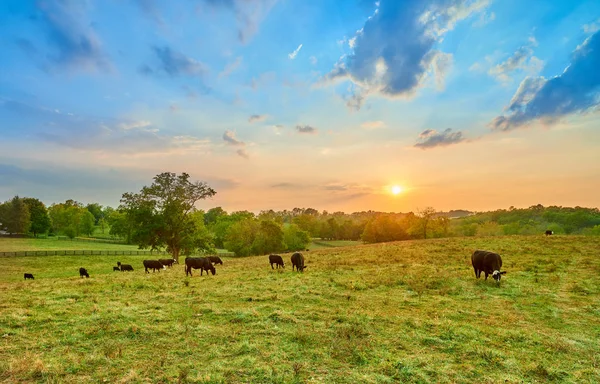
[0,250,236,258]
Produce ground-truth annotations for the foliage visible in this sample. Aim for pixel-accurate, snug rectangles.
[119,172,216,261]
[86,203,104,225]
[283,224,311,251]
[23,198,51,237]
[0,196,31,235]
[48,200,95,238]
[224,218,286,256]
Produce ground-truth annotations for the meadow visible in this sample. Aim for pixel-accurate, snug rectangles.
[0,236,599,383]
[0,238,138,252]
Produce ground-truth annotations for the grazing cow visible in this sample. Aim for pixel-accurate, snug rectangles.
[143,260,165,273]
[79,267,90,278]
[113,266,120,272]
[269,254,284,269]
[24,273,34,280]
[159,259,176,268]
[545,230,553,236]
[208,256,223,265]
[120,264,134,272]
[185,257,216,277]
[291,252,307,272]
[471,250,506,283]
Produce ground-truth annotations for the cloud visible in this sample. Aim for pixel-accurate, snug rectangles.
[271,182,298,189]
[223,130,245,146]
[489,31,600,132]
[143,46,208,77]
[472,11,495,27]
[296,125,317,134]
[135,0,164,26]
[288,44,303,59]
[272,124,284,135]
[309,56,318,65]
[248,114,268,123]
[414,128,465,149]
[319,0,488,108]
[219,56,243,78]
[488,45,543,83]
[0,98,212,155]
[236,149,249,159]
[323,184,348,191]
[583,18,600,34]
[361,121,385,129]
[35,1,110,73]
[199,0,279,44]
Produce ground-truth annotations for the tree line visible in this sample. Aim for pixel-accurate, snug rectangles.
[2,173,599,260]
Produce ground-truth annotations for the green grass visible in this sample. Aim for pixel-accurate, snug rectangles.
[309,239,362,250]
[1,236,599,383]
[0,238,139,252]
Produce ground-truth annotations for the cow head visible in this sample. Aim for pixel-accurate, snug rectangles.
[299,265,307,272]
[492,270,506,282]
[209,265,216,275]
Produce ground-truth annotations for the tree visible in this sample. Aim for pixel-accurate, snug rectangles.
[48,200,92,239]
[224,218,286,256]
[0,196,31,234]
[416,207,437,239]
[284,224,311,251]
[204,206,227,226]
[23,198,51,237]
[86,203,104,225]
[119,172,216,262]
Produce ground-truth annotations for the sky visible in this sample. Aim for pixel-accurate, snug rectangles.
[0,0,599,214]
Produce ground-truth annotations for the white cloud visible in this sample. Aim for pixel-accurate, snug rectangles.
[288,44,303,60]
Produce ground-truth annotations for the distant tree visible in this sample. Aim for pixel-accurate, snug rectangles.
[0,196,31,234]
[23,198,51,237]
[119,172,216,262]
[86,203,103,225]
[224,218,286,256]
[416,207,437,239]
[204,206,227,226]
[284,224,311,251]
[107,210,132,241]
[80,210,96,236]
[48,200,92,239]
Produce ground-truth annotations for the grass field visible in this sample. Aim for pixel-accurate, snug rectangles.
[0,238,139,252]
[309,240,362,250]
[1,236,599,383]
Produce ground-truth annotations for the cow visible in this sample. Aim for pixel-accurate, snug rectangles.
[185,257,216,277]
[143,260,165,273]
[159,259,176,268]
[291,252,307,272]
[120,264,134,272]
[269,254,284,269]
[113,266,120,272]
[24,273,34,280]
[545,230,553,236]
[208,256,223,265]
[471,250,506,283]
[79,267,90,278]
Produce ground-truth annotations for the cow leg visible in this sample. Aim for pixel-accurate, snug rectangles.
[484,272,488,280]
[271,263,274,270]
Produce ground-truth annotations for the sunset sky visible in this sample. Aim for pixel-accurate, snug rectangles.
[1,0,599,213]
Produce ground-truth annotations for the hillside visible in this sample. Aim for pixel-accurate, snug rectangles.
[1,236,599,383]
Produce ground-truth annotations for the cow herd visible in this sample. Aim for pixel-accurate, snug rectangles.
[21,249,509,285]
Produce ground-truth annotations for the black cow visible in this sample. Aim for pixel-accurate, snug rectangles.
[269,254,284,269]
[79,267,90,278]
[291,252,306,272]
[113,266,120,272]
[159,259,176,268]
[545,230,553,236]
[471,250,506,283]
[208,256,223,265]
[24,273,34,280]
[185,257,216,277]
[143,260,165,273]
[120,264,134,272]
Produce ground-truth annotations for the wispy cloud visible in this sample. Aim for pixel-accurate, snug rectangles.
[309,56,318,65]
[288,44,303,59]
[142,46,208,77]
[35,1,110,73]
[414,128,465,149]
[296,125,317,134]
[223,130,245,146]
[488,45,543,83]
[473,11,495,27]
[236,149,250,159]
[490,30,600,132]
[361,121,385,129]
[583,18,600,34]
[248,114,268,123]
[219,56,243,78]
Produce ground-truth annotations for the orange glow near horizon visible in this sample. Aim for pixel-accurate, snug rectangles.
[391,185,403,195]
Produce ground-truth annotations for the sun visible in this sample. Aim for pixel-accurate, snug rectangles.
[391,185,403,195]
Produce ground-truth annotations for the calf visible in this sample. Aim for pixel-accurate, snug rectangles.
[185,257,216,277]
[113,266,120,272]
[24,273,34,280]
[159,258,176,268]
[471,250,506,283]
[143,260,165,273]
[269,254,284,269]
[120,264,134,272]
[545,230,553,236]
[79,267,90,278]
[291,252,306,272]
[208,256,223,265]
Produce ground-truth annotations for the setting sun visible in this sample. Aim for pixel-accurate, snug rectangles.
[391,185,403,195]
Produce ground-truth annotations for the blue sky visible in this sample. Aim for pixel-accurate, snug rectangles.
[1,0,599,212]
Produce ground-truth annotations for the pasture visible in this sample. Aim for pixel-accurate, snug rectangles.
[1,236,599,383]
[0,238,138,252]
